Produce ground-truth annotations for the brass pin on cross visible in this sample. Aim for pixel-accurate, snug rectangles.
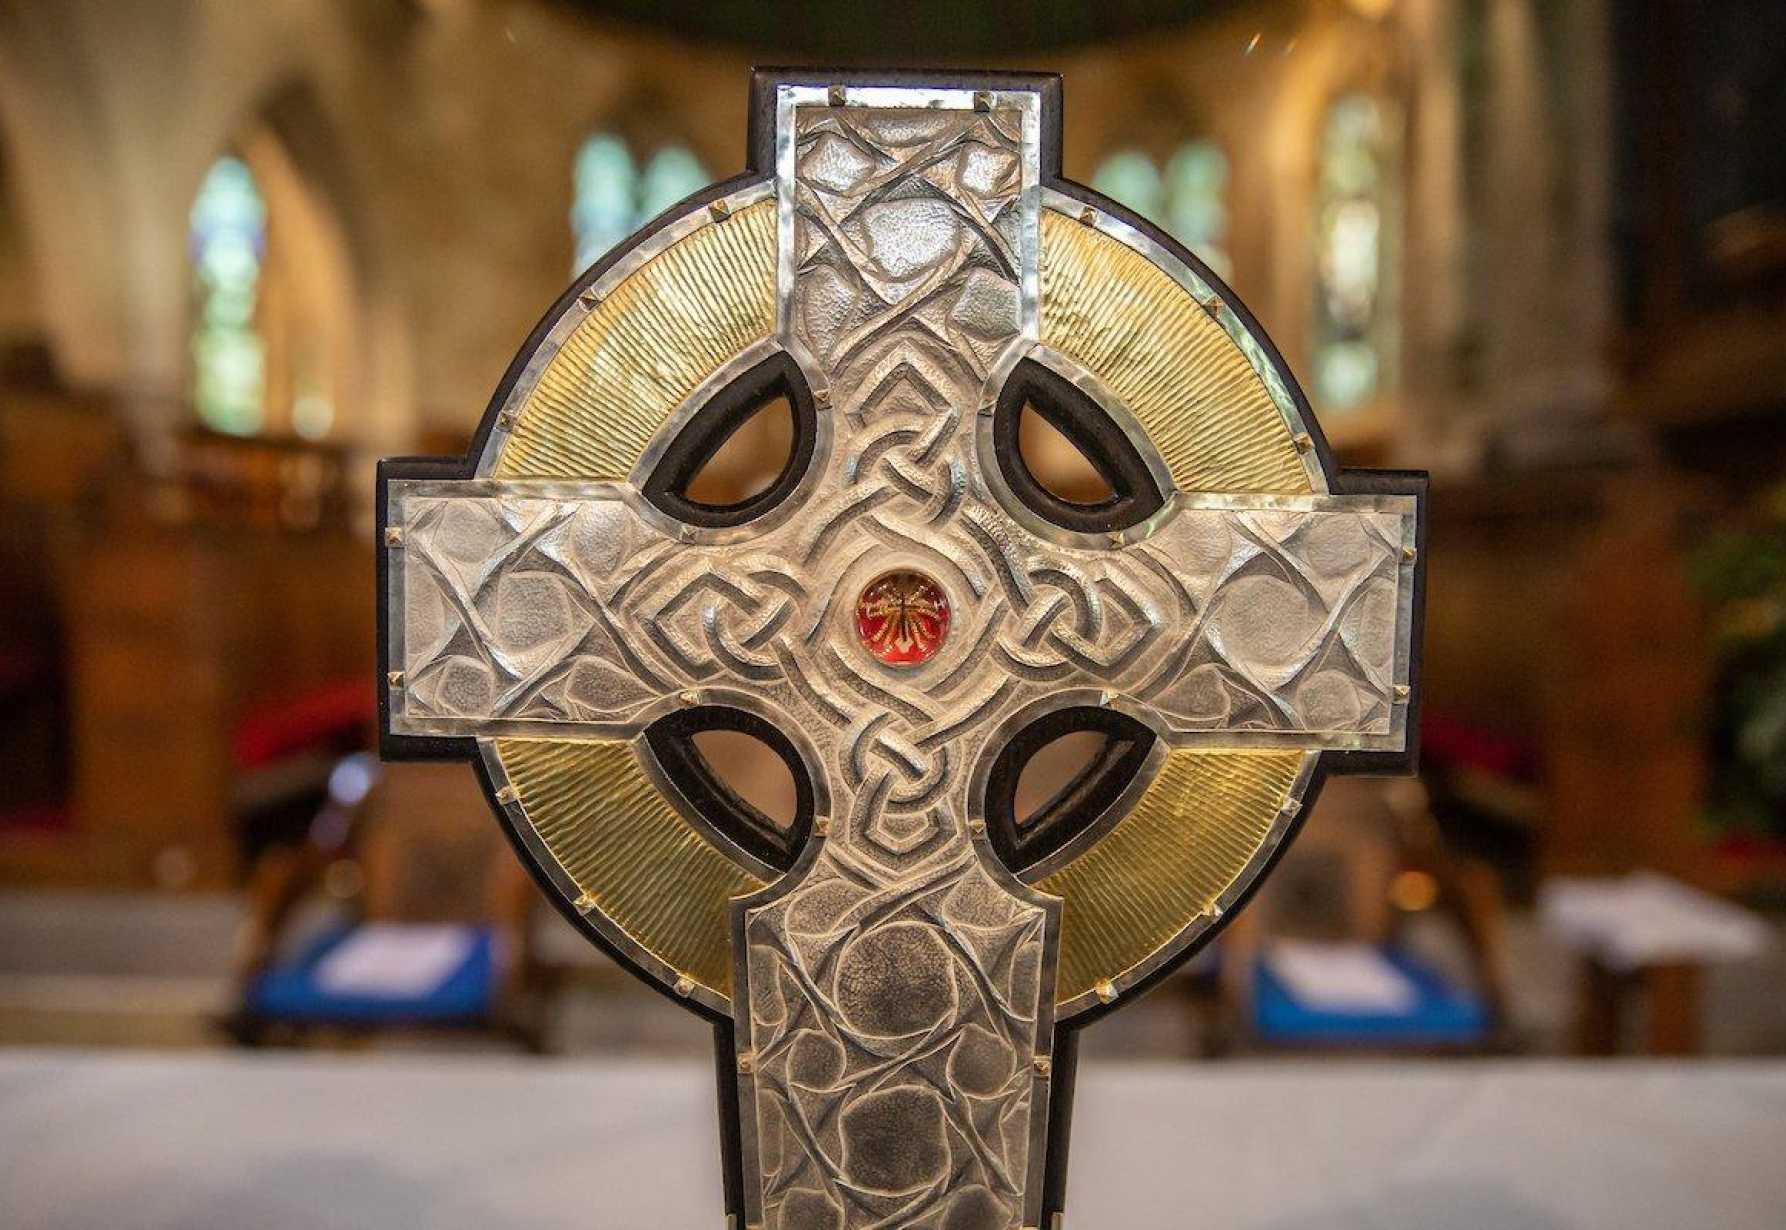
[379,71,1425,1230]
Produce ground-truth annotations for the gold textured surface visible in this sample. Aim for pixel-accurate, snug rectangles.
[1040,209,1311,496]
[1040,749,1306,1002]
[495,737,764,998]
[493,200,776,481]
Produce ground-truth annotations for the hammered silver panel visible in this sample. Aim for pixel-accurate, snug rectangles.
[740,847,1051,1230]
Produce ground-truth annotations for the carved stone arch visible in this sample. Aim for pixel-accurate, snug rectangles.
[0,7,130,405]
[577,82,714,168]
[0,104,44,366]
[1081,69,1211,172]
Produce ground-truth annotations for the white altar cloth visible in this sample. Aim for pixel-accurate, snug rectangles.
[3,1051,1783,1229]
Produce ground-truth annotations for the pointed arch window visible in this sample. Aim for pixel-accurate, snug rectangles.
[190,156,267,435]
[1090,140,1231,278]
[188,139,352,442]
[1312,93,1399,413]
[571,134,710,274]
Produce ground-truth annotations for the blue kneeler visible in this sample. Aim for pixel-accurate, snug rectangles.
[1252,947,1489,1049]
[246,924,499,1028]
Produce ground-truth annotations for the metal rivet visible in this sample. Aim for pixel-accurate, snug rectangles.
[1199,296,1223,317]
[495,785,517,804]
[679,525,696,542]
[737,1052,756,1074]
[1282,798,1303,818]
[813,388,832,409]
[813,816,831,837]
[1402,545,1417,563]
[1294,433,1314,453]
[827,84,846,107]
[1207,902,1225,921]
[383,526,404,547]
[967,817,986,835]
[673,974,695,997]
[1099,690,1115,708]
[577,287,600,310]
[1095,979,1118,1005]
[1077,206,1096,227]
[679,689,699,706]
[496,411,516,432]
[387,670,405,688]
[573,891,596,911]
[973,90,993,112]
[1033,1055,1052,1077]
[708,199,732,222]
[1394,684,1411,701]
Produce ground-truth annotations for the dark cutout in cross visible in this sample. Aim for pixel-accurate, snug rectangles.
[378,70,1425,1230]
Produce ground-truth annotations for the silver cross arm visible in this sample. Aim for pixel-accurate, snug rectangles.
[386,480,1415,755]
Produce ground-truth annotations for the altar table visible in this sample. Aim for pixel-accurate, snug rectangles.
[3,1051,1782,1228]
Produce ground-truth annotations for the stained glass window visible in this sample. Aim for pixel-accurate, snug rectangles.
[190,156,266,435]
[1163,142,1231,279]
[1090,141,1231,277]
[1312,94,1397,412]
[572,134,710,273]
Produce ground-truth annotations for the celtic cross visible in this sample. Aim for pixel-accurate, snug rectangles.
[379,71,1425,1230]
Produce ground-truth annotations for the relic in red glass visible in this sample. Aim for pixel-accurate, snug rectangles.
[854,570,950,666]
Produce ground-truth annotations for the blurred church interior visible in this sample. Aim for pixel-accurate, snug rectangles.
[1,0,1784,1058]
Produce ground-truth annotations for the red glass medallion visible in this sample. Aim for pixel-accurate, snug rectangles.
[855,570,950,667]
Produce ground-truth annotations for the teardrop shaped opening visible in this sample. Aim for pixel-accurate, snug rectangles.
[982,705,1156,876]
[682,393,793,507]
[644,704,815,872]
[690,728,797,832]
[992,357,1166,534]
[1018,401,1116,506]
[640,351,816,529]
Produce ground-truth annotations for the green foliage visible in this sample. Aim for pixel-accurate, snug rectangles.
[1691,480,1786,837]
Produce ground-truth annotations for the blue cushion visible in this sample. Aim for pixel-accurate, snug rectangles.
[246,925,498,1026]
[1252,946,1488,1048]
